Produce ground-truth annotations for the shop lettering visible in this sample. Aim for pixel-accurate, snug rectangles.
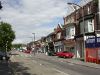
[86,39,95,43]
[97,38,100,43]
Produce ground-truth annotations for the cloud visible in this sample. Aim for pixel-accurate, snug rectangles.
[0,0,92,44]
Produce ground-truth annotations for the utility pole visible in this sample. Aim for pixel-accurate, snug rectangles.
[32,33,35,55]
[98,0,100,24]
[0,1,2,9]
[32,33,35,42]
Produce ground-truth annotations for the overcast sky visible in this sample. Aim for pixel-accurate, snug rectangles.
[0,0,92,44]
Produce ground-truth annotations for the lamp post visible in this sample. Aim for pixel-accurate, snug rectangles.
[0,1,2,9]
[67,3,86,62]
[32,33,35,42]
[32,33,35,55]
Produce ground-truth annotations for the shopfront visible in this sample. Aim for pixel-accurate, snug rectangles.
[86,37,100,64]
[64,39,75,53]
[54,41,64,52]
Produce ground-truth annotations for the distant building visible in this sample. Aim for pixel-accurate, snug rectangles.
[53,24,65,52]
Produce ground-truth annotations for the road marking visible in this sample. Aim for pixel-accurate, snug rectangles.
[52,68,70,75]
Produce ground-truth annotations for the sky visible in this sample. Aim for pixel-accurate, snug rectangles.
[0,0,92,44]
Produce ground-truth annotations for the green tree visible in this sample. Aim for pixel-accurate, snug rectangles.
[0,22,15,52]
[12,44,24,49]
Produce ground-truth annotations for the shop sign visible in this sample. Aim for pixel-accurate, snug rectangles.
[54,41,62,46]
[86,37,100,48]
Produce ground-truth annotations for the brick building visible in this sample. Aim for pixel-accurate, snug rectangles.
[53,24,65,52]
[63,12,76,55]
[74,0,100,63]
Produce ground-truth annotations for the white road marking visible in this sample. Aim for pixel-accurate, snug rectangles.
[52,68,70,75]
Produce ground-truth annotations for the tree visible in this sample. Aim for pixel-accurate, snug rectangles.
[0,22,15,52]
[12,44,26,49]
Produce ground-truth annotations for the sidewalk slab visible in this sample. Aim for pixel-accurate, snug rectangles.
[65,59,100,69]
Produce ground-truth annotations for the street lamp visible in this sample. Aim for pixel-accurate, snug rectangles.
[67,2,86,62]
[0,1,2,9]
[32,33,35,42]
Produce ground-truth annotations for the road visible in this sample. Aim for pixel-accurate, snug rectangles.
[11,51,100,75]
[0,60,13,75]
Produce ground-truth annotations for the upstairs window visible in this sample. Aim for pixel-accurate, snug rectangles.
[66,26,75,39]
[80,19,94,34]
[57,32,61,39]
[88,5,91,14]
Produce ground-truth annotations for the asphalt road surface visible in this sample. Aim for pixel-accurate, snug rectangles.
[10,51,100,75]
[0,61,13,75]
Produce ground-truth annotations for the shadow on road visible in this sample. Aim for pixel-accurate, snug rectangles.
[10,53,19,55]
[10,61,37,75]
[0,61,12,75]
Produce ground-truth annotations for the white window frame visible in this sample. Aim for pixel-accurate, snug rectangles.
[66,26,75,39]
[57,32,61,39]
[80,19,94,34]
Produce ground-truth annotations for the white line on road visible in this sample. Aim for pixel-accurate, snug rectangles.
[52,68,70,75]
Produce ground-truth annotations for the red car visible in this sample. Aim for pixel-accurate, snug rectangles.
[56,51,74,58]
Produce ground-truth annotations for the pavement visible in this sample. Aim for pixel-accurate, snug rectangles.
[31,53,100,69]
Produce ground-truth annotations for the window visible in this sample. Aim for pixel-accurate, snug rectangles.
[57,32,61,39]
[80,19,94,34]
[88,5,91,14]
[66,26,75,39]
[88,19,94,32]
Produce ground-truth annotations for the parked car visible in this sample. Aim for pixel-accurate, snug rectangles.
[56,51,74,58]
[0,51,5,60]
[0,51,11,61]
